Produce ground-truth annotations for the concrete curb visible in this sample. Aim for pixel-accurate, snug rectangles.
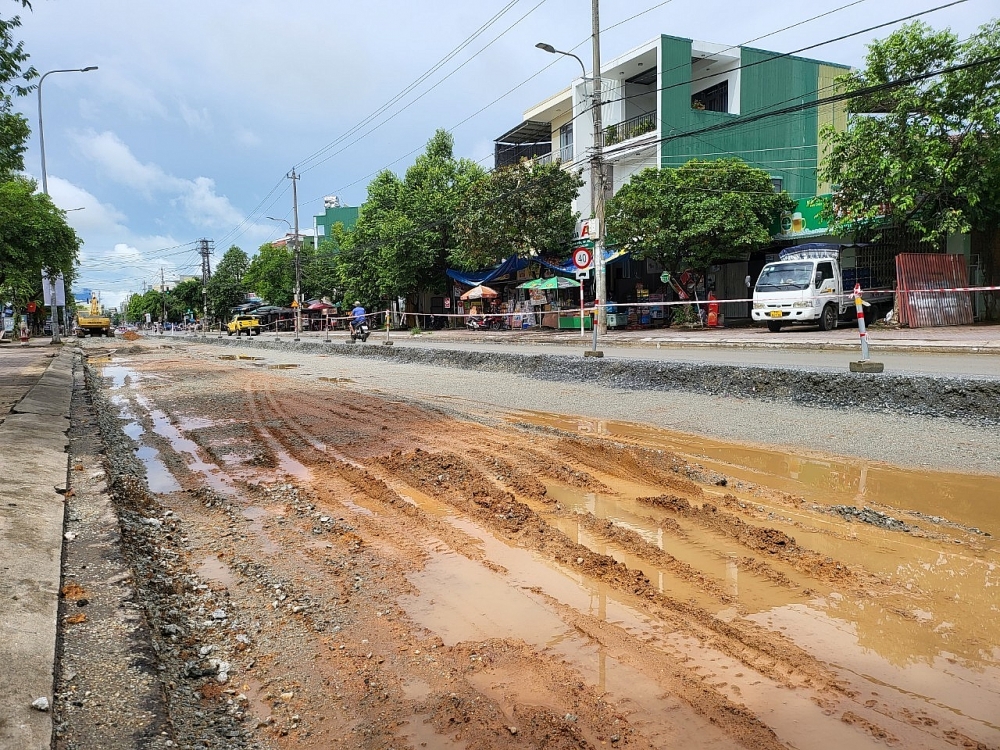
[0,347,75,750]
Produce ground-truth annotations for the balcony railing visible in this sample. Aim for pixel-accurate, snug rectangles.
[529,147,574,167]
[604,112,657,147]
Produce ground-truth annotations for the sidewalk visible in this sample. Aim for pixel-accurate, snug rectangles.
[0,343,75,750]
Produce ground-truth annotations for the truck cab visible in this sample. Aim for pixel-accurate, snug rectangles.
[751,243,891,332]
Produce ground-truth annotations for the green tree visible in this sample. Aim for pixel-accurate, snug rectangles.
[171,278,202,319]
[300,238,340,302]
[337,130,484,315]
[1,2,36,177]
[336,170,406,309]
[451,160,584,270]
[0,177,80,309]
[126,289,163,324]
[244,243,293,306]
[818,20,1000,317]
[605,159,794,273]
[206,245,249,319]
[383,130,484,302]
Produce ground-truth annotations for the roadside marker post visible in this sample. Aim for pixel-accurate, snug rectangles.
[383,309,393,345]
[849,283,884,373]
[584,301,604,358]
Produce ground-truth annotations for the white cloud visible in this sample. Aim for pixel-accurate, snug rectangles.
[179,102,212,132]
[71,130,244,228]
[235,127,262,148]
[174,176,244,229]
[71,130,182,195]
[46,176,128,235]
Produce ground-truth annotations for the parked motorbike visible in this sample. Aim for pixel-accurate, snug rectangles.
[350,321,370,343]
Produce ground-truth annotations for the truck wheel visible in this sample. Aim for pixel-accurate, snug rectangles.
[227,330,232,336]
[819,304,838,331]
[767,321,782,333]
[864,304,876,327]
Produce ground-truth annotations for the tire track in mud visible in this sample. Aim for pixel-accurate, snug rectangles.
[374,448,847,695]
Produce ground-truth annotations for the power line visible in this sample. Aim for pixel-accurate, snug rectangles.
[296,0,536,174]
[603,53,1000,159]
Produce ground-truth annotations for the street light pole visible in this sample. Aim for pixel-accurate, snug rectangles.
[266,213,301,339]
[590,0,607,335]
[290,168,302,342]
[37,65,98,344]
[536,11,607,334]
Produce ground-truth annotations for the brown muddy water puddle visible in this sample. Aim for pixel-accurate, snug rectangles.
[501,410,1000,745]
[511,410,1000,535]
[401,518,886,749]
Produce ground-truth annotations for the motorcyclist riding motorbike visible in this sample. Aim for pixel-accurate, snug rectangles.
[349,301,366,334]
[349,301,370,342]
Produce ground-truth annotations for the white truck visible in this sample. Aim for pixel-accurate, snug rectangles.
[751,244,893,332]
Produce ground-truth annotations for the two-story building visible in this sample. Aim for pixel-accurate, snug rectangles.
[497,33,848,218]
[492,34,850,319]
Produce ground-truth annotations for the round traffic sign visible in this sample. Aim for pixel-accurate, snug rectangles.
[573,248,592,269]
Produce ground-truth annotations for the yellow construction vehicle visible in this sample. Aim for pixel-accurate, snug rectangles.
[76,295,114,337]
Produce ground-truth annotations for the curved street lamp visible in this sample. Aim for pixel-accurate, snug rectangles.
[37,66,98,196]
[37,65,98,344]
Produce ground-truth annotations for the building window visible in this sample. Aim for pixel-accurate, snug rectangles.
[692,80,728,112]
[770,177,783,193]
[559,122,573,162]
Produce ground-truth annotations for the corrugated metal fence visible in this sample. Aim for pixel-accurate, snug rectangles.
[895,253,974,328]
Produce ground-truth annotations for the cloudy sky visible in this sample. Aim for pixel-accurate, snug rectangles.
[15,0,990,309]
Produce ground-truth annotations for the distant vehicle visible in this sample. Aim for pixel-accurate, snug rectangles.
[227,315,261,336]
[751,244,894,332]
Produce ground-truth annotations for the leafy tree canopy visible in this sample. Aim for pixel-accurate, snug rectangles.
[244,243,293,307]
[451,160,584,270]
[336,130,484,308]
[206,245,249,319]
[605,159,793,273]
[300,238,340,303]
[171,278,202,317]
[819,20,1000,241]
[1,3,36,176]
[0,176,80,306]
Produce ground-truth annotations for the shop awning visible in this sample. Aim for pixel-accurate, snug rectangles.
[446,255,530,287]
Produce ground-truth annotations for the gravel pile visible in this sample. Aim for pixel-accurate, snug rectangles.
[203,336,1000,425]
[826,505,912,532]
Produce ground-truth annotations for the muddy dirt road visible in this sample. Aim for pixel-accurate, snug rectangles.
[70,340,999,749]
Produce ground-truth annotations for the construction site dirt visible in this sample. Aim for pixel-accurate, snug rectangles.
[64,339,999,750]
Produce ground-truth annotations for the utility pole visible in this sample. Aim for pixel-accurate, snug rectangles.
[591,0,607,334]
[289,168,302,342]
[160,267,166,329]
[199,238,213,331]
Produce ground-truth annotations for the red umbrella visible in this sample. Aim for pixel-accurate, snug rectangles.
[307,301,334,310]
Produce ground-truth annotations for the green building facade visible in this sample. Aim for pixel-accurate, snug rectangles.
[657,35,849,201]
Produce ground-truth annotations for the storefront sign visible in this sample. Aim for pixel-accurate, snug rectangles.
[772,197,830,240]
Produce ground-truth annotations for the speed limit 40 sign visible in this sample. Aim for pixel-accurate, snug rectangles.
[572,248,592,269]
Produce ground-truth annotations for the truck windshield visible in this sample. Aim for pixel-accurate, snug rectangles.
[755,262,814,292]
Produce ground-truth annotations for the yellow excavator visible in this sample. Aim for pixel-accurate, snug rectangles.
[76,295,114,337]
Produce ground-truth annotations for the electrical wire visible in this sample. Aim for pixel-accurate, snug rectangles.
[295,0,535,174]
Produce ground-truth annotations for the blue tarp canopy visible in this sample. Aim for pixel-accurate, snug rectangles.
[445,255,530,287]
[449,249,629,283]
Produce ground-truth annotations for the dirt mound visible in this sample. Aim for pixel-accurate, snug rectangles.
[121,330,142,341]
